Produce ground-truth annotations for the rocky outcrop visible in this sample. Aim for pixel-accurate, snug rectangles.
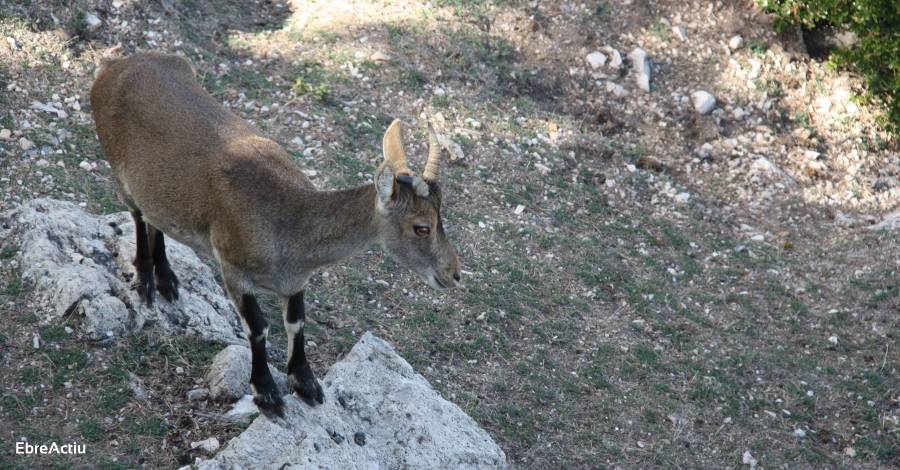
[0,198,244,343]
[197,332,508,469]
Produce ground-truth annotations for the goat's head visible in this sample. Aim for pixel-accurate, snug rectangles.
[374,119,460,289]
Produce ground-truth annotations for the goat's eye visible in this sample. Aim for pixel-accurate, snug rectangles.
[414,225,431,236]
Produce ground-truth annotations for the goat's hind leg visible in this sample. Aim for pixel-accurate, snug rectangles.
[148,225,179,302]
[130,210,155,306]
[283,292,324,406]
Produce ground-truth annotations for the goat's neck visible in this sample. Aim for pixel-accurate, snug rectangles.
[287,183,380,268]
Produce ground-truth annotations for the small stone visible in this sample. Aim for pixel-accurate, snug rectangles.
[19,137,34,151]
[729,35,743,50]
[0,129,11,140]
[190,437,220,454]
[601,46,623,69]
[828,335,838,344]
[187,388,210,401]
[84,12,102,30]
[433,87,445,97]
[628,48,651,92]
[353,432,366,446]
[672,26,687,41]
[176,366,185,374]
[112,0,124,9]
[605,81,628,97]
[369,51,390,62]
[793,429,806,438]
[30,101,68,119]
[534,163,551,175]
[691,91,716,114]
[328,429,345,444]
[224,395,259,421]
[742,450,757,467]
[585,51,607,69]
[513,205,525,215]
[844,447,856,457]
[750,234,764,242]
[674,192,690,204]
[79,161,93,171]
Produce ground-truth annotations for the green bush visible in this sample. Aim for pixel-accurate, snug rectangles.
[759,0,900,136]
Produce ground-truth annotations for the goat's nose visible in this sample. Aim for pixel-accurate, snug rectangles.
[453,272,461,282]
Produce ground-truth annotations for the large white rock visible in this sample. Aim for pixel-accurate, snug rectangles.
[0,199,244,343]
[628,47,651,92]
[197,332,508,469]
[691,91,717,114]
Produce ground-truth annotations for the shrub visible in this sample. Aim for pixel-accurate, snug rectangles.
[759,0,900,136]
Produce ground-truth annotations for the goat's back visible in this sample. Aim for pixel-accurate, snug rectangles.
[90,53,309,256]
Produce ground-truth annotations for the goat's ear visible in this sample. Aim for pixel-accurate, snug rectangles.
[375,163,396,210]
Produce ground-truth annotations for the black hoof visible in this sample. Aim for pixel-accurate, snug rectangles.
[133,269,155,307]
[155,266,180,302]
[254,390,285,419]
[290,372,324,406]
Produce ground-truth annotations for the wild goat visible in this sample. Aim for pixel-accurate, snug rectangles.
[91,52,460,418]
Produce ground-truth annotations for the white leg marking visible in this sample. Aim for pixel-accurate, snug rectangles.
[284,321,303,364]
[253,326,269,343]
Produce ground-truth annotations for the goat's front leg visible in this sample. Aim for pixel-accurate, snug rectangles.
[223,276,284,418]
[130,210,155,306]
[283,291,324,406]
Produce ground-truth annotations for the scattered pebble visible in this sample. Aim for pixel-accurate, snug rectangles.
[672,26,688,41]
[19,137,34,151]
[190,437,220,454]
[85,12,103,31]
[369,51,390,62]
[585,51,607,69]
[0,129,11,140]
[742,450,757,467]
[828,335,838,344]
[729,35,743,50]
[513,204,525,215]
[691,91,716,114]
[601,46,623,69]
[628,48,651,92]
[793,429,806,438]
[187,388,210,401]
[353,431,366,446]
[844,447,856,457]
[605,81,628,97]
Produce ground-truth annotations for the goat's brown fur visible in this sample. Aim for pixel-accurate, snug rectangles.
[91,52,460,418]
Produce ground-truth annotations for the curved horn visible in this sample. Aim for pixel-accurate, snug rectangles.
[382,119,413,176]
[422,120,442,181]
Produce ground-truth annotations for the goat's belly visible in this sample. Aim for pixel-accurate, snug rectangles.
[143,215,213,259]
